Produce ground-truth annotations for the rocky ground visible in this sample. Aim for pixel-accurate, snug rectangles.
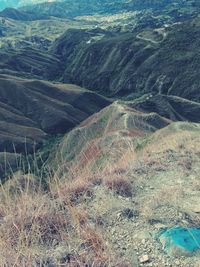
[70,121,200,267]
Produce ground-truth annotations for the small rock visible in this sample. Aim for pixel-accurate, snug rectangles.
[142,239,146,245]
[139,254,149,263]
[121,208,135,219]
[154,223,166,230]
[116,212,122,220]
[175,259,181,265]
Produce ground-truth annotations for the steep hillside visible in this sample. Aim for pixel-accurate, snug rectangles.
[1,1,200,98]
[0,47,62,79]
[0,74,110,175]
[51,94,200,174]
[51,102,171,174]
[133,94,200,123]
[51,17,200,101]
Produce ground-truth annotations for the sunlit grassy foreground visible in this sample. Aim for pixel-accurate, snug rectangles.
[0,120,200,266]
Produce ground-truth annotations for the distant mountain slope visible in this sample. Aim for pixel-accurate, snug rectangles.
[0,0,18,10]
[0,0,57,10]
[132,94,200,123]
[1,15,200,103]
[0,74,110,174]
[20,0,191,19]
[0,47,62,79]
[0,0,199,20]
[51,17,200,101]
[0,7,46,20]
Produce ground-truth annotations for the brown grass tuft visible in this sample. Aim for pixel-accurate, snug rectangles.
[104,176,133,197]
[0,193,70,247]
[51,178,93,204]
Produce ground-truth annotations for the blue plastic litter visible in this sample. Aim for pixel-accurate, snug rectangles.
[159,227,200,253]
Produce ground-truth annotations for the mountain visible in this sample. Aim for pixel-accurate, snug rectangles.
[0,74,110,176]
[0,7,47,20]
[1,0,199,19]
[50,17,200,102]
[0,46,63,80]
[51,93,200,173]
[51,101,171,172]
[22,0,199,18]
[2,15,200,101]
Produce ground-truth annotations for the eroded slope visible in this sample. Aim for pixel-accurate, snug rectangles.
[52,18,200,101]
[0,74,110,175]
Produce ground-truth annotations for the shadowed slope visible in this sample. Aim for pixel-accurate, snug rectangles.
[0,74,110,175]
[0,47,62,79]
[132,94,200,123]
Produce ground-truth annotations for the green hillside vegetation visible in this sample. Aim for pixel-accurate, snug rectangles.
[0,16,94,50]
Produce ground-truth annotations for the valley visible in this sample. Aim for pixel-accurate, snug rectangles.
[0,0,199,266]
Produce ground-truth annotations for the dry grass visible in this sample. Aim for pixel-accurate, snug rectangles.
[143,128,200,155]
[50,177,93,204]
[140,186,185,222]
[103,175,133,197]
[1,121,199,266]
[0,130,141,266]
[0,190,71,264]
[0,154,130,266]
[112,140,137,170]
